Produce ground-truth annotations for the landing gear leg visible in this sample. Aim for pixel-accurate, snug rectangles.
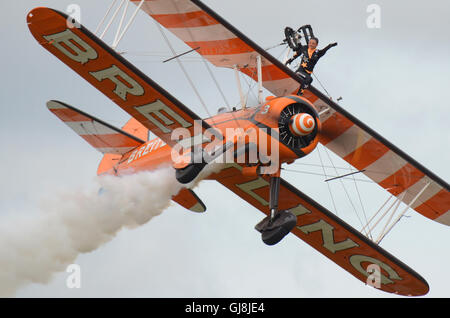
[255,173,297,245]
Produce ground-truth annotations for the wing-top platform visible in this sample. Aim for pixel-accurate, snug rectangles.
[132,0,449,226]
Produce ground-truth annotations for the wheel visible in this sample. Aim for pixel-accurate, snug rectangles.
[260,210,297,245]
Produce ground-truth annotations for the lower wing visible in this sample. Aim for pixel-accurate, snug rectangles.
[210,163,429,296]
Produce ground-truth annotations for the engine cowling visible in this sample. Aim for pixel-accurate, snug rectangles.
[276,97,321,159]
[253,95,321,163]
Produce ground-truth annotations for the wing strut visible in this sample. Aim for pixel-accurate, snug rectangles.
[376,181,431,244]
[256,55,264,104]
[95,0,144,49]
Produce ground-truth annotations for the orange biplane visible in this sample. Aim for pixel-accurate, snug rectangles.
[27,0,449,296]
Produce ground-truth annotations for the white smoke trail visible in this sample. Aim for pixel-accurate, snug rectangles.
[0,166,182,297]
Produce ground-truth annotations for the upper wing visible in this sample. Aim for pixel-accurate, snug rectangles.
[210,163,429,296]
[134,0,450,225]
[27,7,215,149]
[309,89,450,226]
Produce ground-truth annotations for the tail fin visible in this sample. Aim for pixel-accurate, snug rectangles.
[121,117,149,142]
[47,100,145,155]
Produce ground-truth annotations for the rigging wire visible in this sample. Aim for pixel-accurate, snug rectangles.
[293,161,360,171]
[234,44,288,108]
[94,0,118,35]
[201,58,231,109]
[316,146,340,216]
[170,0,231,109]
[283,166,378,183]
[151,19,213,120]
[93,3,407,243]
[321,145,370,237]
[312,72,332,99]
[349,165,372,240]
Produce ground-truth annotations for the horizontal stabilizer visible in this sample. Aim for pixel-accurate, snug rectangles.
[172,188,206,213]
[47,100,144,155]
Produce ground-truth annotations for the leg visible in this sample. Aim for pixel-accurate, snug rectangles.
[296,70,313,95]
[255,173,297,245]
[269,176,280,221]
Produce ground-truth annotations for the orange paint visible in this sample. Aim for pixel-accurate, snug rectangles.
[343,138,390,171]
[379,163,425,196]
[415,189,450,219]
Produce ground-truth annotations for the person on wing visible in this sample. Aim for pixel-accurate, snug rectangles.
[286,37,337,95]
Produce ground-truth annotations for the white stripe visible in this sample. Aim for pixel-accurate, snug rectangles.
[46,100,67,110]
[299,114,315,133]
[315,99,336,122]
[436,210,450,225]
[405,177,442,209]
[65,121,118,135]
[291,116,303,136]
[324,125,371,158]
[135,0,200,15]
[393,176,442,217]
[363,150,408,183]
[168,24,236,42]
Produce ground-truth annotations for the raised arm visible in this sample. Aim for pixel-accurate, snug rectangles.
[317,42,338,57]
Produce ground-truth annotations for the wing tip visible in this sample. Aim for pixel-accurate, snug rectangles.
[435,210,450,226]
[46,100,67,110]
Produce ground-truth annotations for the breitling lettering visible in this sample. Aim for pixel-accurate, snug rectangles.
[127,138,166,164]
[43,28,192,136]
[217,165,403,289]
[43,29,97,64]
[350,255,402,285]
[297,219,359,253]
[293,212,402,285]
[89,65,145,101]
[135,99,192,134]
[236,178,270,206]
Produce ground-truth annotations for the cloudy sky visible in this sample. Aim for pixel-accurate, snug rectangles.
[1,0,449,297]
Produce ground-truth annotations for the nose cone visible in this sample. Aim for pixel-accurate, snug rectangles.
[289,113,315,136]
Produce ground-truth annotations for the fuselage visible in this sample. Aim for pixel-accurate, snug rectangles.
[103,95,321,178]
